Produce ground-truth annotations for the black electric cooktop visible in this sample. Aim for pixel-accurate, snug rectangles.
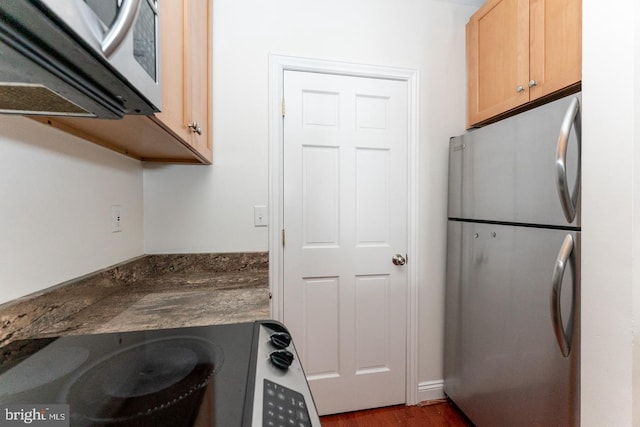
[0,321,321,426]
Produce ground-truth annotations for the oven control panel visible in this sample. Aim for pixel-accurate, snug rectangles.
[249,322,321,426]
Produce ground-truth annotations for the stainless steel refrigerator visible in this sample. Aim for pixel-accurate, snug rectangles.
[444,92,581,426]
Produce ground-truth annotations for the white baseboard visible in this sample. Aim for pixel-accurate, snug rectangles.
[417,380,446,403]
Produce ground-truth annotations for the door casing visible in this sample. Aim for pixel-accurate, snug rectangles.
[267,54,420,405]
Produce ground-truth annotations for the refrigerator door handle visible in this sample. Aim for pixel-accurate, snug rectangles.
[551,234,575,358]
[555,97,582,223]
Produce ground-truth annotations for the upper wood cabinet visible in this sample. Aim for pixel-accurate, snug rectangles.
[32,0,212,164]
[466,0,581,128]
[152,0,211,161]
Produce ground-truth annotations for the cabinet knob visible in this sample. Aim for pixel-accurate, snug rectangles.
[188,122,203,135]
[528,80,538,88]
[516,85,525,93]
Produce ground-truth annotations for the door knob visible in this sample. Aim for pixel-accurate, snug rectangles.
[392,254,406,266]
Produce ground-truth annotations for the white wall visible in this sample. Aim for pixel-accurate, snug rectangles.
[581,0,640,425]
[0,116,143,305]
[143,0,476,391]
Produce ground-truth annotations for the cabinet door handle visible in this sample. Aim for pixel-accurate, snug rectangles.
[516,85,525,93]
[188,122,203,135]
[528,80,538,88]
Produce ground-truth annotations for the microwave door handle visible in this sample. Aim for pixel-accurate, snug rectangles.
[555,96,582,223]
[101,0,141,57]
[550,234,575,358]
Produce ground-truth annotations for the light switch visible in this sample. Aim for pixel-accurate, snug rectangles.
[254,206,268,227]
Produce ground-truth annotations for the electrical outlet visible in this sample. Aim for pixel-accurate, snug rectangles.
[254,205,268,227]
[111,205,122,233]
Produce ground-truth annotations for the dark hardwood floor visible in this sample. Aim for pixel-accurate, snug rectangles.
[320,400,474,427]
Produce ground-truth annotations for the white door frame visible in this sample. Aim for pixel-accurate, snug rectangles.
[267,54,420,406]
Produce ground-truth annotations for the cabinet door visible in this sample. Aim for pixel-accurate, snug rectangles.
[184,0,211,159]
[466,0,530,127]
[529,0,581,100]
[154,0,189,143]
[154,0,212,163]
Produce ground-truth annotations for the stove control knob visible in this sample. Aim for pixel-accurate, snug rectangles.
[269,350,294,369]
[270,332,292,349]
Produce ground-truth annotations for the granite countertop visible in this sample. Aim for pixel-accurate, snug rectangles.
[0,253,270,349]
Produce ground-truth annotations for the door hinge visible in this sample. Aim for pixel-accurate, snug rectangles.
[282,229,285,247]
[281,98,286,118]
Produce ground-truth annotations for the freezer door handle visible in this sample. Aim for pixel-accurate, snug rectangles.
[555,97,582,223]
[551,234,575,358]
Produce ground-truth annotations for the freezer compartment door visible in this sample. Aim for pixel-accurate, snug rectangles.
[448,92,581,228]
[444,222,580,427]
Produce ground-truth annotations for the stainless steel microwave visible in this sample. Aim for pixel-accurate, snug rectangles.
[0,0,161,119]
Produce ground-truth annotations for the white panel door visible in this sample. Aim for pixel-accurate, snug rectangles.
[283,70,408,415]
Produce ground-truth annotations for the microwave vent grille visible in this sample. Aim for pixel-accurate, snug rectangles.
[0,83,94,117]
